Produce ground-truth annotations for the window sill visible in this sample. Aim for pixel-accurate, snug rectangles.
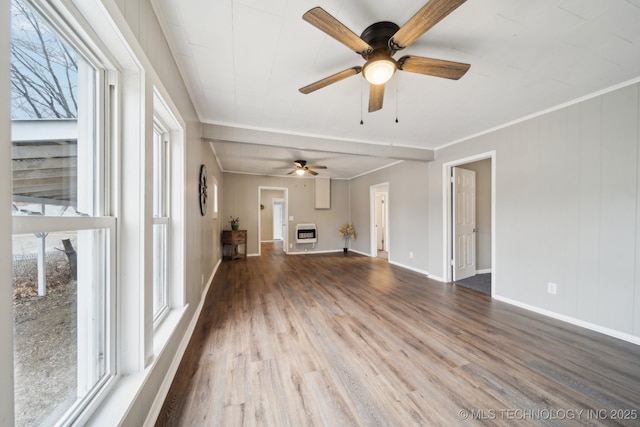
[82,305,188,426]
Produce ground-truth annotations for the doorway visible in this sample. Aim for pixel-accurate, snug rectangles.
[259,187,288,255]
[273,198,285,240]
[443,152,495,296]
[370,183,389,259]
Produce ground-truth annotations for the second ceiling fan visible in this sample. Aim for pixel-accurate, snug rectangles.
[287,160,327,176]
[299,0,470,112]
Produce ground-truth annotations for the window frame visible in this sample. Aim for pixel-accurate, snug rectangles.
[152,119,170,324]
[9,0,119,424]
[6,0,189,424]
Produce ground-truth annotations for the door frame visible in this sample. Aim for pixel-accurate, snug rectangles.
[442,151,496,296]
[258,186,288,256]
[375,192,387,252]
[370,182,390,258]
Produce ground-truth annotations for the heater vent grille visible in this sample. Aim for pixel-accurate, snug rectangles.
[296,223,317,243]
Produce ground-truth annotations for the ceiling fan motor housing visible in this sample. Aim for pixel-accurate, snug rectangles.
[360,21,400,57]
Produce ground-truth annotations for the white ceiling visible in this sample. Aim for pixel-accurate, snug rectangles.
[152,0,640,179]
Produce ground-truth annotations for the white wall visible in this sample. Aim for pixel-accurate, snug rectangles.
[349,161,430,273]
[97,0,223,425]
[429,81,640,342]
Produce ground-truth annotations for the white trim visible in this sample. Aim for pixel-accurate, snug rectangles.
[219,168,352,180]
[211,161,404,181]
[427,274,446,283]
[207,140,224,177]
[200,123,432,155]
[387,260,430,277]
[143,259,220,426]
[494,296,640,346]
[258,186,288,256]
[12,216,115,234]
[350,160,403,180]
[435,76,640,151]
[476,269,492,274]
[369,183,390,258]
[442,151,496,299]
[287,249,344,255]
[286,248,387,256]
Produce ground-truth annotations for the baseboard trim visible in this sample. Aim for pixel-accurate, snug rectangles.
[144,258,222,426]
[427,274,446,282]
[494,295,640,346]
[287,249,343,255]
[476,269,492,274]
[387,260,429,277]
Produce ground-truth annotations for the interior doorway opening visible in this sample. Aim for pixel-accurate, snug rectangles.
[443,152,495,296]
[273,198,285,240]
[259,187,288,256]
[370,183,389,260]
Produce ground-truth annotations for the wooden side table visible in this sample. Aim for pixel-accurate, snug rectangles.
[222,230,247,260]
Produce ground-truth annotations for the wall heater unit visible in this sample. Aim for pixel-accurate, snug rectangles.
[296,223,317,243]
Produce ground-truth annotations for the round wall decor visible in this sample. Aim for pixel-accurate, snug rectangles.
[199,164,208,216]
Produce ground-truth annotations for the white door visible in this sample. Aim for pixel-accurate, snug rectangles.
[453,167,476,281]
[273,199,284,240]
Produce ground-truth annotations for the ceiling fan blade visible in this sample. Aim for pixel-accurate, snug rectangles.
[390,0,467,51]
[307,166,327,169]
[306,168,319,176]
[299,66,362,94]
[287,170,296,175]
[368,83,385,112]
[398,55,470,80]
[303,7,372,55]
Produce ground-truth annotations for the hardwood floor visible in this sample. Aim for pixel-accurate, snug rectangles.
[156,243,640,426]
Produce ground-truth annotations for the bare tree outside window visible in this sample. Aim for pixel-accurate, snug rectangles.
[11,1,96,425]
[10,0,78,120]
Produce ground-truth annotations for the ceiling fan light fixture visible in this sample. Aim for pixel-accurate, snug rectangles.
[363,57,396,85]
[295,169,305,175]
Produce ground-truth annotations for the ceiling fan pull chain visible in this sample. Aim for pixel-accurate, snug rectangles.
[360,78,364,125]
[395,75,399,123]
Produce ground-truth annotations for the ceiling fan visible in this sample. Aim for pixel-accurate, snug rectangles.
[287,160,327,176]
[299,0,470,112]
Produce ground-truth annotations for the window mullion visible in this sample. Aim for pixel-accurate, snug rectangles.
[12,216,115,235]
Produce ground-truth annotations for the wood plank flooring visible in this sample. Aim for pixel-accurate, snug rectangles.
[155,243,640,426]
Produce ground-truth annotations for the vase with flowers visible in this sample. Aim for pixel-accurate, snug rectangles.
[229,216,240,230]
[338,223,356,253]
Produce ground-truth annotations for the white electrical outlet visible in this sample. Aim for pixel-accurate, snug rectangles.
[409,252,414,259]
[547,282,557,295]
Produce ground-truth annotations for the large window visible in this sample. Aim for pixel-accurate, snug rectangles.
[152,121,169,322]
[10,0,114,425]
